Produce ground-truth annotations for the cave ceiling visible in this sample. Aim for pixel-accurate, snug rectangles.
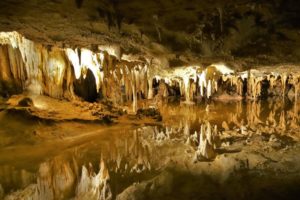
[0,0,300,67]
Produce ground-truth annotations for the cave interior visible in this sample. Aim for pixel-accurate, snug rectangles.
[0,0,300,200]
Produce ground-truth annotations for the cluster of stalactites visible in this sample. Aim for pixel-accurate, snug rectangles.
[0,31,151,108]
[151,66,220,103]
[152,67,300,102]
[103,63,149,113]
[0,32,74,98]
[65,46,151,113]
[227,71,300,99]
[65,48,105,93]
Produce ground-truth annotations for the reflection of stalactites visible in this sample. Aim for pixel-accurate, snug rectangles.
[247,101,262,127]
[76,162,112,200]
[36,162,54,200]
[236,100,243,117]
[52,158,75,199]
[184,120,190,136]
[196,122,217,160]
[72,156,80,181]
[279,111,286,131]
[99,158,109,184]
[76,166,90,198]
[35,158,75,200]
[267,110,277,127]
[206,121,212,145]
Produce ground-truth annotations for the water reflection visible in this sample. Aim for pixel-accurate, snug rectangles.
[160,99,300,137]
[0,99,300,199]
[0,128,157,200]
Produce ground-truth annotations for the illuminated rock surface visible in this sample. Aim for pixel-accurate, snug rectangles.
[0,0,300,199]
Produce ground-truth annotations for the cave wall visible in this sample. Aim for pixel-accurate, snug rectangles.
[0,32,150,108]
[1,31,300,107]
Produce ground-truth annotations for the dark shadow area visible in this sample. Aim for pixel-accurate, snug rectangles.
[151,169,300,200]
[73,69,98,102]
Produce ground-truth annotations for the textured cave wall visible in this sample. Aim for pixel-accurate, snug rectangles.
[0,0,299,67]
[0,1,300,106]
[0,32,151,109]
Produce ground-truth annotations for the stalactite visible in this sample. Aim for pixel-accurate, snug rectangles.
[198,71,207,97]
[292,75,300,100]
[214,79,218,92]
[131,70,138,114]
[2,31,300,111]
[183,76,190,102]
[207,79,212,98]
[237,78,243,95]
[147,77,153,99]
[0,45,13,82]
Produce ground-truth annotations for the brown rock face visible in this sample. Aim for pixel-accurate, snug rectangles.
[0,0,299,66]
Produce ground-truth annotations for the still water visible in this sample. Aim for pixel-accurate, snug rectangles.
[0,98,300,199]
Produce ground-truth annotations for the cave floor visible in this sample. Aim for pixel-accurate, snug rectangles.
[0,96,300,199]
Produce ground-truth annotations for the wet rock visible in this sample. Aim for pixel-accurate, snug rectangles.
[17,97,33,107]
